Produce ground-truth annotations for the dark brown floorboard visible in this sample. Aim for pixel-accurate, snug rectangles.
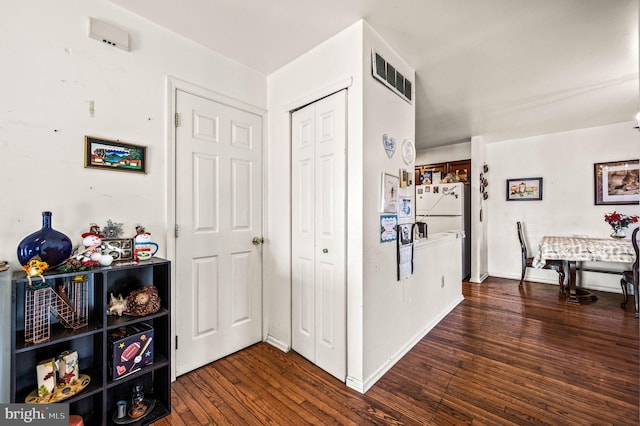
[153,277,639,425]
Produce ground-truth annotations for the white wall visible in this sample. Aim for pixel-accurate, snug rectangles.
[0,0,266,265]
[1,0,267,405]
[265,20,364,364]
[361,25,421,390]
[486,121,640,291]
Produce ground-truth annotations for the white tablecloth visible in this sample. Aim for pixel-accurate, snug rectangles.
[538,236,635,263]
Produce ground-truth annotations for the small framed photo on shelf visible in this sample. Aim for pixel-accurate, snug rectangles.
[101,238,134,261]
[506,177,543,201]
[594,159,639,205]
[84,136,147,173]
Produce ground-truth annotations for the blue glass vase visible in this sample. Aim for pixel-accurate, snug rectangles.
[17,211,72,267]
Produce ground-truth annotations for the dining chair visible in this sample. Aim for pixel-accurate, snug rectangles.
[620,226,639,317]
[517,221,566,292]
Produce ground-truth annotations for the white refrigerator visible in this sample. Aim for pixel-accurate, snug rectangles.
[416,182,471,279]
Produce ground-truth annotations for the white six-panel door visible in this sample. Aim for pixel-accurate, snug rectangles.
[175,89,263,376]
[291,90,346,381]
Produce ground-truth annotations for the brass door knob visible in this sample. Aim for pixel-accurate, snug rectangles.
[252,237,264,245]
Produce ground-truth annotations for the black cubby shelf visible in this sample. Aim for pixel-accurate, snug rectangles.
[10,258,171,426]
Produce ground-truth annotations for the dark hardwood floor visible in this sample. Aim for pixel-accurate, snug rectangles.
[153,277,639,425]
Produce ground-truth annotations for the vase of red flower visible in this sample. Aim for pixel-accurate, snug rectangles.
[604,211,639,238]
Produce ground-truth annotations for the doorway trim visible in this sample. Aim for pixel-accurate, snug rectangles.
[283,78,353,112]
[165,76,268,381]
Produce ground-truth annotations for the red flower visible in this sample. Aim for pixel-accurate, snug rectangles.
[604,211,639,229]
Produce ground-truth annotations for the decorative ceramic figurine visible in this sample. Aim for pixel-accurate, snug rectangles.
[56,350,79,385]
[128,385,148,419]
[77,224,113,267]
[77,224,103,263]
[36,358,56,397]
[28,352,91,404]
[21,257,49,288]
[133,225,158,261]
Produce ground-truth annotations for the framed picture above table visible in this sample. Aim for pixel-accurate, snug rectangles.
[594,159,639,205]
[506,177,543,201]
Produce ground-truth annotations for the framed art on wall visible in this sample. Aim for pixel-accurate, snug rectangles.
[381,173,400,213]
[380,214,398,243]
[398,196,412,219]
[84,136,147,173]
[594,159,639,205]
[506,177,543,201]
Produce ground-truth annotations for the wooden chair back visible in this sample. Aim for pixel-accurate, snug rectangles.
[517,221,528,262]
[631,227,639,285]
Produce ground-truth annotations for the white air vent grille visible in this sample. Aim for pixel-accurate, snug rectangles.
[88,17,130,51]
[371,49,412,104]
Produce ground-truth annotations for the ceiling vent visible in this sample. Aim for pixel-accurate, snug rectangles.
[88,17,130,51]
[371,49,412,104]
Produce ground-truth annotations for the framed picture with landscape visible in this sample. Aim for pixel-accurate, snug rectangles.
[594,159,639,205]
[506,177,543,201]
[84,136,147,173]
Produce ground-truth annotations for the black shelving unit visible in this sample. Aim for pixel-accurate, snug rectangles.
[10,258,171,425]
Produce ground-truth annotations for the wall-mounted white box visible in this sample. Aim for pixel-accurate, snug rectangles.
[88,17,130,51]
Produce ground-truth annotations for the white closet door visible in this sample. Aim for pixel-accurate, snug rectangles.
[291,90,346,381]
[291,101,316,363]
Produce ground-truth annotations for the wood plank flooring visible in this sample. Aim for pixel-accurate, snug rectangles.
[152,277,639,425]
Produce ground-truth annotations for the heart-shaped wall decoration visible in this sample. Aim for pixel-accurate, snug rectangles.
[383,134,396,158]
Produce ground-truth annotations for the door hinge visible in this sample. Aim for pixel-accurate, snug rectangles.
[175,335,178,350]
[175,224,179,238]
[175,112,180,127]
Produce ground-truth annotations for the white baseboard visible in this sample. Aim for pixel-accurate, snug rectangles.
[490,271,623,294]
[345,376,364,393]
[265,334,290,352]
[469,272,489,283]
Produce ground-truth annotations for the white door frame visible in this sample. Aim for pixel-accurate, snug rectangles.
[165,76,268,381]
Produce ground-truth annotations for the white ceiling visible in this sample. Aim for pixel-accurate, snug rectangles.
[108,0,639,149]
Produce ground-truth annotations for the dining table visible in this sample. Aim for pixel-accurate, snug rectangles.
[537,236,635,304]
